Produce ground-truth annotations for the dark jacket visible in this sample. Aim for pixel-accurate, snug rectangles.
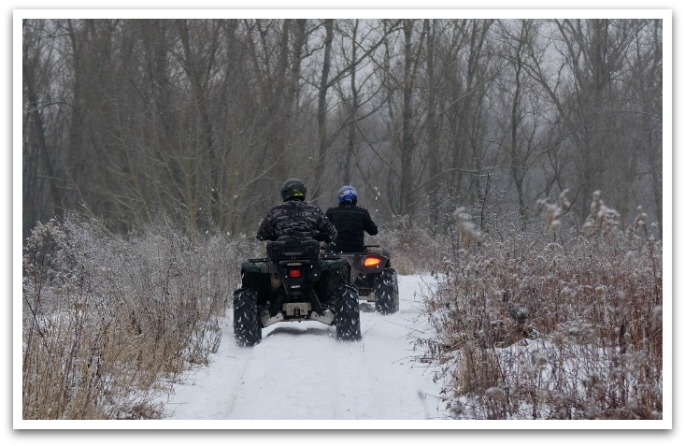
[257,199,337,243]
[324,203,378,253]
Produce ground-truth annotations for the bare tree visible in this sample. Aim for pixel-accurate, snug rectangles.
[398,19,420,218]
[494,19,549,230]
[310,19,334,204]
[21,17,663,239]
[524,19,647,223]
[23,20,64,233]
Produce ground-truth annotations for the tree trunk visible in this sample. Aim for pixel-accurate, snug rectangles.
[312,19,334,204]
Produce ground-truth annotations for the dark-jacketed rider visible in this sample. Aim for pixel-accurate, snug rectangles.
[325,185,378,253]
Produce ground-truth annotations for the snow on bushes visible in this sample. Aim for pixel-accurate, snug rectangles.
[422,194,663,420]
[22,214,259,419]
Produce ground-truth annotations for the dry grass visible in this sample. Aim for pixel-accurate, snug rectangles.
[420,193,663,420]
[22,214,259,419]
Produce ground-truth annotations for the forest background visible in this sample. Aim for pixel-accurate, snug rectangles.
[20,13,665,240]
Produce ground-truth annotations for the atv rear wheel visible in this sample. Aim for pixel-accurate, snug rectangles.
[374,268,399,315]
[233,287,262,347]
[334,285,361,342]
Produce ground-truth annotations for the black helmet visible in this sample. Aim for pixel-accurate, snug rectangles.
[280,178,307,201]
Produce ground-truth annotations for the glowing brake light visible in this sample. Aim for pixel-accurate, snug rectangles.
[288,269,302,278]
[363,256,382,268]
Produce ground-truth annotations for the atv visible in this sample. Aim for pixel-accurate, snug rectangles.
[233,236,361,347]
[337,246,399,315]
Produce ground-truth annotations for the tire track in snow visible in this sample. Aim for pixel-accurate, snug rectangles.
[162,275,443,421]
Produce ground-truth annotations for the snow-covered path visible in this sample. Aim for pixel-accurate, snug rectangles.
[160,275,445,424]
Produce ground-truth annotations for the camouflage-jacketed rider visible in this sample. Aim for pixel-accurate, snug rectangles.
[256,178,337,325]
[257,178,337,243]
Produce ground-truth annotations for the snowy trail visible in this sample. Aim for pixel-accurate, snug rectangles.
[160,275,445,422]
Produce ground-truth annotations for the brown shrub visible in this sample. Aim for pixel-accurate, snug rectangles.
[422,200,663,420]
[22,214,258,419]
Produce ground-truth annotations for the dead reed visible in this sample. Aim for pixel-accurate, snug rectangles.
[423,192,663,420]
[21,214,258,419]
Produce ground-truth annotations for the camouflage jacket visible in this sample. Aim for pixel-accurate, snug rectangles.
[256,200,338,243]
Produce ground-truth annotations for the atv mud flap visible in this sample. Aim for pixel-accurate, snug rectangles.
[260,303,335,327]
[260,310,284,327]
[310,309,335,325]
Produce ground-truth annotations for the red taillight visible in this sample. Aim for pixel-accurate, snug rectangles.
[288,269,302,278]
[363,256,382,268]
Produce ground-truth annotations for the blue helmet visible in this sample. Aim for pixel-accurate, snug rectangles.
[338,185,357,204]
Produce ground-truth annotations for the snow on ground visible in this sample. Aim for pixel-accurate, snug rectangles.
[157,274,446,427]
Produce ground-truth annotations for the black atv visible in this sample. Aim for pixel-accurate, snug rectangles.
[338,246,399,315]
[233,236,361,347]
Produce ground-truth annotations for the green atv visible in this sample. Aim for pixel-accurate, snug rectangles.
[233,236,361,347]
